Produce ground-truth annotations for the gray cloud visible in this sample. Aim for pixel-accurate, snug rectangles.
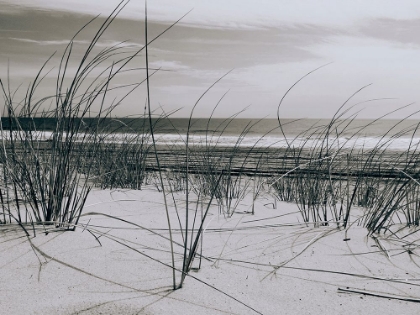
[0,3,348,69]
[0,2,359,117]
[359,18,420,46]
[10,38,90,45]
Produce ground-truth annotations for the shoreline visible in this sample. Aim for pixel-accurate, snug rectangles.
[2,139,418,179]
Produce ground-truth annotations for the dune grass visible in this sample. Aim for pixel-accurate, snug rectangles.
[2,1,420,303]
[0,0,151,229]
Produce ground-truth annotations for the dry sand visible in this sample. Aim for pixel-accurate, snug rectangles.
[1,187,420,314]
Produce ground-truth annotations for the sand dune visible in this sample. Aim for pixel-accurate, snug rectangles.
[2,187,420,314]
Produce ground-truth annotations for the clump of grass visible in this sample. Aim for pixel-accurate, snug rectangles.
[85,121,152,190]
[270,72,420,232]
[187,120,267,216]
[0,1,142,229]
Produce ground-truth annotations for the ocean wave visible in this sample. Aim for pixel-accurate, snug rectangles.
[1,130,419,151]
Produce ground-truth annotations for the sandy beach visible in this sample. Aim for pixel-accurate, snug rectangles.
[3,1,420,314]
[2,186,420,314]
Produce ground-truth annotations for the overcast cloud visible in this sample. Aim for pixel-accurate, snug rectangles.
[1,0,420,118]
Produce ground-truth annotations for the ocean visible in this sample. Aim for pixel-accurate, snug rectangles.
[2,117,420,151]
[150,118,420,151]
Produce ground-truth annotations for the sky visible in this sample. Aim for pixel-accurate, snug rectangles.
[1,0,420,118]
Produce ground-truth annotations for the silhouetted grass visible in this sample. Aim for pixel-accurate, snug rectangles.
[2,2,420,305]
[0,0,144,229]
